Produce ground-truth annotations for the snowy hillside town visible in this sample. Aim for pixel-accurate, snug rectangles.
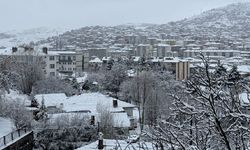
[1,1,250,150]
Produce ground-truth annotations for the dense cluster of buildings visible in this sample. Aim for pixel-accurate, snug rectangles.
[1,25,250,80]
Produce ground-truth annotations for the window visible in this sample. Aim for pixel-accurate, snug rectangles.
[49,56,55,60]
[62,56,66,60]
[206,52,210,56]
[50,64,55,69]
[68,62,71,65]
[73,56,76,60]
[230,52,233,57]
[68,56,71,61]
[50,72,55,76]
[68,68,72,71]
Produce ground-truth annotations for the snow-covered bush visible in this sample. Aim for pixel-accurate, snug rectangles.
[32,78,77,96]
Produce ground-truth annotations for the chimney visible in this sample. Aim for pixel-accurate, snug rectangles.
[42,47,48,54]
[90,115,95,125]
[113,99,118,108]
[98,132,104,150]
[12,47,17,53]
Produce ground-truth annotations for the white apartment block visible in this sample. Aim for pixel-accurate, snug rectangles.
[44,50,89,78]
[0,46,89,78]
[184,49,241,59]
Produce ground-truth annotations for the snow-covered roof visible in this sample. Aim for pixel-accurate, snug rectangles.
[150,57,164,62]
[163,57,189,63]
[157,43,170,47]
[35,93,67,108]
[76,77,88,84]
[0,47,46,56]
[47,51,76,55]
[89,57,102,63]
[133,56,140,62]
[240,93,250,106]
[184,49,241,53]
[35,93,137,128]
[35,93,135,115]
[237,65,250,73]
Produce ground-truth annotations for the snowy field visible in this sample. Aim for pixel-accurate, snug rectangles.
[76,139,156,150]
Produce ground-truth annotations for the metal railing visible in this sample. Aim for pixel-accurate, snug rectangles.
[0,128,30,148]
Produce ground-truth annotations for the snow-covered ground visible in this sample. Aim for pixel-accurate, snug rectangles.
[76,139,156,150]
[0,117,15,137]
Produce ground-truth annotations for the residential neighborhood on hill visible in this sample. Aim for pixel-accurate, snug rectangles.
[0,1,250,150]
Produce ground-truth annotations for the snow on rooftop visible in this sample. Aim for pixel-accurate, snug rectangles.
[35,93,135,115]
[237,65,250,73]
[89,57,102,63]
[47,51,76,55]
[157,43,170,47]
[163,57,189,63]
[133,56,140,62]
[35,93,67,108]
[184,49,241,53]
[35,93,137,128]
[240,93,250,106]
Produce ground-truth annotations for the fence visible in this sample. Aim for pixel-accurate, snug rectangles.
[0,128,31,148]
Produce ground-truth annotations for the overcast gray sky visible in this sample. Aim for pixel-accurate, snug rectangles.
[0,0,249,31]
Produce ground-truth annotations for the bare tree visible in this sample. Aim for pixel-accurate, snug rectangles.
[148,55,250,150]
[120,70,177,132]
[96,102,114,138]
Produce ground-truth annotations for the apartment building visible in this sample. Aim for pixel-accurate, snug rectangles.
[162,58,190,80]
[1,46,89,78]
[136,44,152,58]
[184,49,241,59]
[156,44,172,57]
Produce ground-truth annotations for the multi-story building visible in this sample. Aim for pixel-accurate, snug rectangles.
[136,44,152,58]
[156,44,172,57]
[184,49,241,59]
[162,58,190,80]
[1,46,89,78]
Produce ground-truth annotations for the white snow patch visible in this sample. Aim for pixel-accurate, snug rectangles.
[0,117,15,138]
